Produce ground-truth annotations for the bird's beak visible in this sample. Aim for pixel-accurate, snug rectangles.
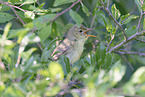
[84,28,96,37]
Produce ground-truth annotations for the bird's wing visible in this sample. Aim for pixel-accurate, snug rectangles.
[51,38,74,60]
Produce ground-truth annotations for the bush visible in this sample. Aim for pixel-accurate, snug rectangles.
[0,0,145,96]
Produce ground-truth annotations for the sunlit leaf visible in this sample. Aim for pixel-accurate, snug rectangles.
[81,3,90,16]
[48,62,64,81]
[123,15,139,24]
[25,11,35,19]
[131,66,145,84]
[111,4,121,20]
[0,82,5,93]
[3,23,12,38]
[50,8,62,12]
[109,60,126,85]
[45,85,61,96]
[24,22,34,29]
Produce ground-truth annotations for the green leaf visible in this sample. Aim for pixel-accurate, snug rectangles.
[16,11,25,22]
[143,18,145,30]
[111,4,121,20]
[142,3,145,11]
[90,53,96,66]
[99,43,106,60]
[41,44,55,62]
[21,48,37,59]
[0,12,14,23]
[69,9,83,27]
[24,22,34,29]
[8,28,29,43]
[38,24,52,41]
[23,56,35,73]
[95,11,107,26]
[23,0,38,4]
[125,25,137,37]
[135,0,141,12]
[33,14,56,29]
[54,0,77,6]
[81,3,90,16]
[39,3,45,8]
[1,5,11,11]
[59,55,70,75]
[50,22,64,38]
[120,13,130,22]
[50,8,62,13]
[96,43,106,68]
[123,15,139,24]
[104,53,112,69]
[10,0,20,3]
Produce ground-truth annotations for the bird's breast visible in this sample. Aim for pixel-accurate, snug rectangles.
[66,39,85,64]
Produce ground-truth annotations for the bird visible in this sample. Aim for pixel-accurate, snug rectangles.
[51,24,96,64]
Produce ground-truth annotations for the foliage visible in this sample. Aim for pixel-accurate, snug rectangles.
[0,0,145,96]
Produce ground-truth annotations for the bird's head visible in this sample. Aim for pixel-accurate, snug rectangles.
[67,24,96,40]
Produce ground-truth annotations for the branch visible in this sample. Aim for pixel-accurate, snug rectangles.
[0,1,25,25]
[107,30,145,53]
[50,0,81,25]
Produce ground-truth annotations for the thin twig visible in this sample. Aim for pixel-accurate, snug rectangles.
[36,42,43,51]
[0,1,25,25]
[121,54,134,71]
[107,30,145,53]
[50,0,81,25]
[106,34,115,52]
[137,9,143,33]
[0,1,26,12]
[117,51,145,57]
[135,38,145,43]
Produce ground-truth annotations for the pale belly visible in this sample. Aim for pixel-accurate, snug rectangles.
[66,40,85,64]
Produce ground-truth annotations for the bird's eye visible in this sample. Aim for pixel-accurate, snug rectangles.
[78,29,83,33]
